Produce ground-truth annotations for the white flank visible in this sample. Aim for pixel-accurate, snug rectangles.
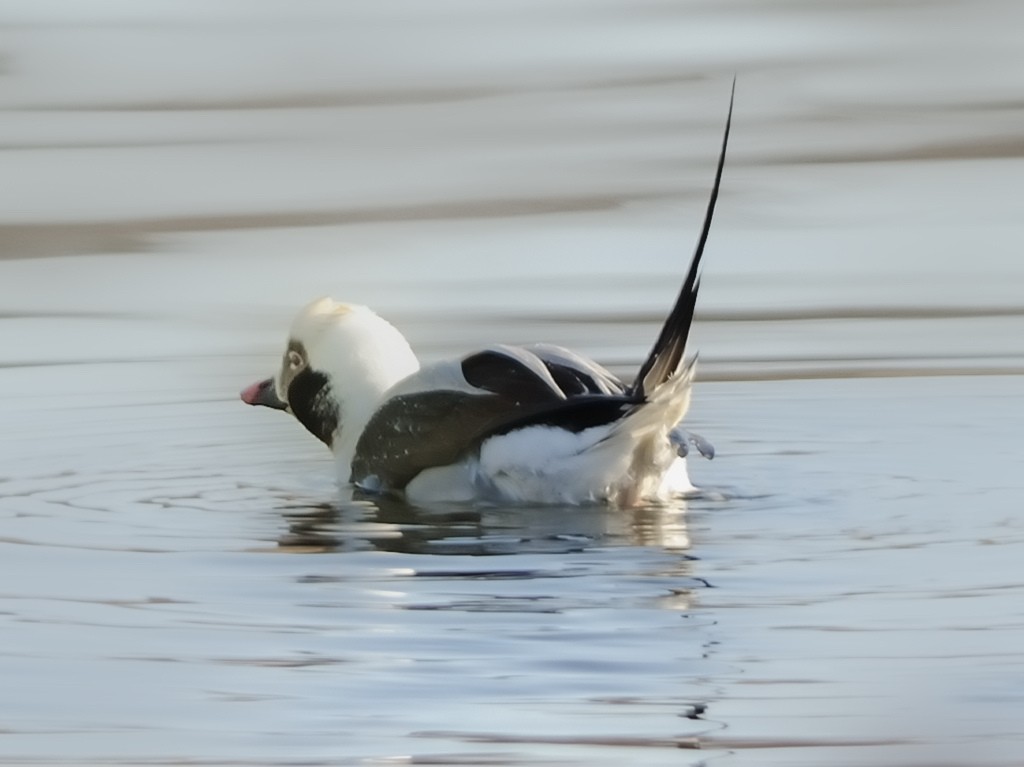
[472,367,697,505]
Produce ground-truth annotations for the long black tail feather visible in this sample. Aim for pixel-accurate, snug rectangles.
[630,79,735,398]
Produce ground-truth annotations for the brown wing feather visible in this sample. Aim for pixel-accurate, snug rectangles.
[350,346,631,490]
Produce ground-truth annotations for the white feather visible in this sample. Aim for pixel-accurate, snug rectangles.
[471,366,697,505]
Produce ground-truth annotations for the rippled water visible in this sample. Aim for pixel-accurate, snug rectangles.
[2,2,1024,765]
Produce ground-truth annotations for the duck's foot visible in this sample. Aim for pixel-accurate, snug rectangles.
[669,427,715,460]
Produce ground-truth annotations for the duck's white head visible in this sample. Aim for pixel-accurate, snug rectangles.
[241,298,420,453]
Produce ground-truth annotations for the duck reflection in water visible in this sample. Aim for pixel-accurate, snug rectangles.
[275,491,693,557]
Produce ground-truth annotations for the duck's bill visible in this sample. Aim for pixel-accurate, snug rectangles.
[240,378,288,410]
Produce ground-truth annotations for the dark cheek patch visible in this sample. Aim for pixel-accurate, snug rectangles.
[287,369,340,448]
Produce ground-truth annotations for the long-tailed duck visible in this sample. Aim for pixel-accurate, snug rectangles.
[242,86,733,505]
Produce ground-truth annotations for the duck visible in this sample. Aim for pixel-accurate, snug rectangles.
[241,86,733,506]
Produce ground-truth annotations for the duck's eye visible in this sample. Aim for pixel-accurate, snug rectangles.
[287,350,303,370]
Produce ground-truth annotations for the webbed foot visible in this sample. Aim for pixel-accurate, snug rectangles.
[669,427,715,460]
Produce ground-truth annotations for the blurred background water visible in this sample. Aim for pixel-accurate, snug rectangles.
[1,1,1023,765]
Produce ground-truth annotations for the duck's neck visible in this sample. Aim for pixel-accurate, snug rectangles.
[331,395,383,485]
[316,310,421,484]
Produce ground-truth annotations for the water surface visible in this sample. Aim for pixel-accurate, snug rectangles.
[1,2,1023,765]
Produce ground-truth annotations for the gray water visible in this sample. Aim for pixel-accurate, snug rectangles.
[2,2,1024,765]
